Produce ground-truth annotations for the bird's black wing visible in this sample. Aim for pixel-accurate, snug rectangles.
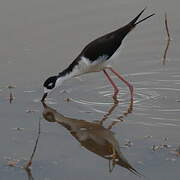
[80,31,124,62]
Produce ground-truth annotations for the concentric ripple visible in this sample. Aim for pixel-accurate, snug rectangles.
[69,70,180,127]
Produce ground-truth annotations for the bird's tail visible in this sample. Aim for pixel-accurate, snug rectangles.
[129,8,155,27]
[114,8,155,39]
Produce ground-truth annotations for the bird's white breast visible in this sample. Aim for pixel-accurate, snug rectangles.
[68,45,123,78]
[72,56,111,77]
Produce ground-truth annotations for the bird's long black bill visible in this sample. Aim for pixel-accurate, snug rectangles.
[41,93,48,102]
[41,101,47,108]
[135,13,155,25]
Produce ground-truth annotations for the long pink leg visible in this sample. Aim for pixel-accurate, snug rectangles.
[103,69,119,99]
[106,67,134,102]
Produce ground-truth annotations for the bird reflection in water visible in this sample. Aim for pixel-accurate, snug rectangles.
[42,98,140,176]
[99,96,133,128]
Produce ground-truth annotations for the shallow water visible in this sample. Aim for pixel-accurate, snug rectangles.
[0,0,180,180]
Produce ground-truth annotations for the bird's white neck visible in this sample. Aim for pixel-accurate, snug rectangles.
[55,74,70,88]
[56,67,79,88]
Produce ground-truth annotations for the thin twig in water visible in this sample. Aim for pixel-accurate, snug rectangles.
[9,92,13,103]
[165,13,170,39]
[7,118,41,180]
[24,117,41,170]
[162,12,171,65]
[7,85,15,103]
[25,167,34,180]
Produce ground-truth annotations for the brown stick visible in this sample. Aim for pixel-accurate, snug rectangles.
[9,92,14,104]
[24,167,34,180]
[165,13,170,39]
[162,12,171,65]
[24,117,41,170]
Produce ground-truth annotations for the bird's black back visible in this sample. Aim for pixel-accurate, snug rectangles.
[80,23,134,61]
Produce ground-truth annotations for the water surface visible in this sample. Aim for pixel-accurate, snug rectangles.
[0,0,180,179]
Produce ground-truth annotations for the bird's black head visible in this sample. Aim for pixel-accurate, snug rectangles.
[41,76,58,102]
[43,76,58,90]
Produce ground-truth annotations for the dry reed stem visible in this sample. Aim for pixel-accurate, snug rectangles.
[24,118,41,170]
[162,12,171,65]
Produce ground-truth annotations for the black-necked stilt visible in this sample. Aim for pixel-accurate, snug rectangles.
[41,8,155,102]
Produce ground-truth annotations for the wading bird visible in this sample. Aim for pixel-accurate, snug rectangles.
[41,8,155,102]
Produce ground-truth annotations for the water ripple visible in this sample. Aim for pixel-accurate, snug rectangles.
[69,70,180,129]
